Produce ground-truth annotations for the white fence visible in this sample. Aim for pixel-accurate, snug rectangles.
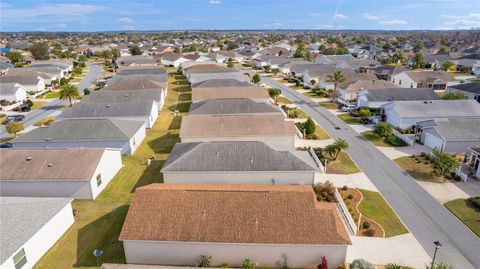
[334,188,359,235]
[309,148,325,173]
[392,129,414,146]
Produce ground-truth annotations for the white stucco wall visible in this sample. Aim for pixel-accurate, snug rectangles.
[88,149,123,199]
[0,201,74,269]
[162,171,316,185]
[0,180,93,199]
[122,240,348,268]
[390,72,415,88]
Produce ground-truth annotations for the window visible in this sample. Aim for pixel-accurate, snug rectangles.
[410,83,414,88]
[13,248,27,269]
[96,174,102,187]
[132,137,136,146]
[399,80,402,85]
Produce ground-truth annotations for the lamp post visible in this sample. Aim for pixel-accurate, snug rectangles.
[431,241,442,269]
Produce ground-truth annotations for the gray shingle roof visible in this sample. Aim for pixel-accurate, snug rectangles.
[82,89,162,103]
[363,88,440,101]
[14,118,143,143]
[161,141,317,172]
[0,83,24,95]
[429,118,480,141]
[386,100,480,118]
[192,79,251,88]
[448,82,480,94]
[117,68,166,76]
[189,98,281,115]
[108,73,167,84]
[58,100,154,118]
[0,197,72,263]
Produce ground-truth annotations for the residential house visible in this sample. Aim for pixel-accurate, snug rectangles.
[390,70,456,90]
[381,100,480,129]
[1,71,46,93]
[0,83,27,103]
[415,118,480,153]
[357,88,440,108]
[118,56,157,66]
[191,86,270,103]
[0,148,122,199]
[83,89,165,111]
[315,55,376,69]
[102,80,167,91]
[158,52,189,67]
[185,68,249,84]
[368,65,409,81]
[116,66,167,76]
[0,197,74,269]
[423,53,453,69]
[119,184,351,267]
[262,47,290,56]
[189,98,282,116]
[179,114,298,149]
[337,79,398,104]
[108,73,168,87]
[446,82,480,102]
[13,119,146,155]
[457,148,480,181]
[191,78,251,89]
[58,100,158,128]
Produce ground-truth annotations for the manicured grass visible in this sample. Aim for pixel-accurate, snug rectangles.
[468,77,480,81]
[45,91,60,99]
[314,125,331,140]
[327,151,361,174]
[362,131,408,147]
[445,198,480,237]
[276,96,292,104]
[286,107,308,119]
[394,156,447,183]
[289,85,304,90]
[319,101,337,109]
[450,72,469,77]
[359,189,409,237]
[31,101,48,110]
[35,71,191,269]
[338,113,360,125]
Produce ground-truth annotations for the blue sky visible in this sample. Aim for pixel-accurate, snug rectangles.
[1,0,479,32]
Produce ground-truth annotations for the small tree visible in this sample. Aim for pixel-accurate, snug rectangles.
[441,92,465,100]
[130,45,142,55]
[374,122,393,137]
[264,65,271,73]
[431,148,459,176]
[242,259,256,269]
[425,262,453,269]
[441,60,455,71]
[72,66,82,77]
[271,68,280,76]
[358,108,371,121]
[268,88,281,104]
[333,138,349,159]
[324,144,338,160]
[303,117,316,136]
[83,88,91,95]
[350,259,374,269]
[30,42,50,60]
[252,73,261,84]
[59,84,80,107]
[6,121,24,137]
[317,256,328,269]
[227,58,234,68]
[197,255,211,267]
[413,52,425,69]
[5,51,24,64]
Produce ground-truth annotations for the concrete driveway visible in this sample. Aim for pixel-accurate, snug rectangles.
[261,76,480,268]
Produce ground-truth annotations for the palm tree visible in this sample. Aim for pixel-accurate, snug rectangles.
[324,144,338,160]
[333,138,349,160]
[59,84,80,107]
[326,70,347,102]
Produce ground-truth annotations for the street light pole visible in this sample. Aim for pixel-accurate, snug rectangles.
[431,241,442,269]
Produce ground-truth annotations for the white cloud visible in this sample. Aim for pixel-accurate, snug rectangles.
[209,0,221,4]
[441,13,480,19]
[333,13,348,19]
[48,23,67,29]
[272,22,283,26]
[117,17,134,23]
[445,19,480,28]
[379,19,407,25]
[362,13,379,20]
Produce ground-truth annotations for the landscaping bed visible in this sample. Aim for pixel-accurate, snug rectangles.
[34,116,55,127]
[362,131,408,147]
[394,154,460,183]
[295,123,330,140]
[445,197,480,237]
[281,106,308,119]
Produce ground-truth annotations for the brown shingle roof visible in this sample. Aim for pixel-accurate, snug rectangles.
[180,114,297,138]
[119,184,351,245]
[0,148,105,181]
[192,87,269,102]
[103,80,166,91]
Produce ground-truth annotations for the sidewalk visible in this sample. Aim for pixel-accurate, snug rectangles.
[316,172,378,191]
[418,181,480,204]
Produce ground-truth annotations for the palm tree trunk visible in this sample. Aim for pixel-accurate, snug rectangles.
[69,97,73,107]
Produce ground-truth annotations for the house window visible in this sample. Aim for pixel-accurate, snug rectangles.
[13,248,27,269]
[132,137,136,146]
[410,83,414,88]
[392,78,395,83]
[96,174,102,187]
[399,80,402,85]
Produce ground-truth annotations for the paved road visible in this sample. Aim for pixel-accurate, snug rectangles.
[262,76,480,269]
[0,62,102,140]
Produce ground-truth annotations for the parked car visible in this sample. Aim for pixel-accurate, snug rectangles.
[341,105,358,112]
[2,114,25,125]
[0,143,13,148]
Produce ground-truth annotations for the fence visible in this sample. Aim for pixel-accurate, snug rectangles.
[334,188,359,235]
[392,129,414,146]
[309,148,325,173]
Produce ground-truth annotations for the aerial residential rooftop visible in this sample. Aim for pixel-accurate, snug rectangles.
[188,98,281,115]
[191,86,270,102]
[82,89,163,103]
[383,99,480,118]
[58,100,156,119]
[191,78,252,88]
[360,88,440,101]
[102,80,166,91]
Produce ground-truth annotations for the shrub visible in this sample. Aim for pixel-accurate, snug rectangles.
[347,194,353,200]
[242,259,256,269]
[220,263,230,268]
[362,221,371,229]
[365,228,375,236]
[420,152,426,157]
[83,88,91,95]
[425,155,430,160]
[313,181,337,202]
[385,264,402,269]
[467,196,480,210]
[342,185,348,190]
[197,255,211,267]
[350,259,374,269]
[345,200,350,206]
[337,265,346,269]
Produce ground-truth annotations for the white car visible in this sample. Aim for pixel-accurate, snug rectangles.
[341,105,358,112]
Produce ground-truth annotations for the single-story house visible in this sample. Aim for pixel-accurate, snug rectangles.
[25,65,64,80]
[192,87,270,103]
[179,114,298,149]
[187,70,250,84]
[381,100,480,129]
[337,79,398,104]
[0,61,14,74]
[0,148,122,199]
[83,89,165,111]
[315,55,376,69]
[0,197,74,269]
[415,118,480,153]
[119,184,351,267]
[58,100,158,128]
[368,65,409,81]
[107,73,168,87]
[357,88,440,108]
[116,66,167,76]
[0,71,46,93]
[0,83,27,103]
[390,70,456,90]
[191,78,251,89]
[189,98,282,116]
[159,52,189,67]
[118,56,158,66]
[446,82,480,102]
[29,60,73,74]
[13,118,146,155]
[102,80,167,91]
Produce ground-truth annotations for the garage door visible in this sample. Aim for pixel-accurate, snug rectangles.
[424,133,444,151]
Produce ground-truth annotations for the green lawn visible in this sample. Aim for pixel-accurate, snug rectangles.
[286,107,308,119]
[302,91,321,99]
[450,72,469,77]
[314,125,330,140]
[289,85,304,90]
[319,101,337,109]
[445,199,480,237]
[394,156,447,183]
[45,91,60,99]
[31,101,48,110]
[276,96,292,105]
[468,77,480,81]
[362,131,408,147]
[327,151,361,174]
[338,113,360,125]
[359,189,409,237]
[34,72,191,269]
